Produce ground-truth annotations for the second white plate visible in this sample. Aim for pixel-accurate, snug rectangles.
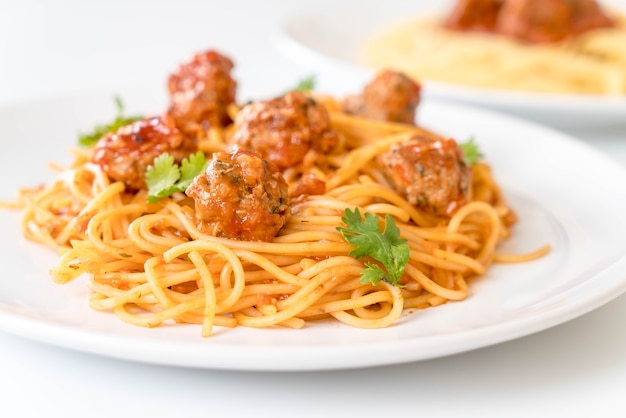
[272,1,626,127]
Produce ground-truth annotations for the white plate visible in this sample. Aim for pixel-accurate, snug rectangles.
[1,90,626,372]
[272,2,626,128]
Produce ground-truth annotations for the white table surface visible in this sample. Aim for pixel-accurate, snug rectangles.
[1,1,625,417]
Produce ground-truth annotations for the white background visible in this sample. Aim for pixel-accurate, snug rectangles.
[1,1,626,417]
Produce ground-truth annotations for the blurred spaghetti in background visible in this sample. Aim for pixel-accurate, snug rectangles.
[361,0,626,95]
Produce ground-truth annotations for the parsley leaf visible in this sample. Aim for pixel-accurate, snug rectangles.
[179,151,209,189]
[78,97,143,147]
[459,137,484,166]
[336,208,410,287]
[145,151,208,203]
[291,75,316,93]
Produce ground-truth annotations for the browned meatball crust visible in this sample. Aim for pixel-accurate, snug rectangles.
[497,0,615,43]
[229,91,339,169]
[91,114,196,191]
[342,70,421,125]
[443,0,503,31]
[167,49,237,136]
[379,134,471,217]
[289,172,327,198]
[186,146,290,242]
[496,0,577,43]
[444,0,615,44]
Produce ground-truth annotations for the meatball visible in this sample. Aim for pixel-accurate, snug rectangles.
[186,146,290,242]
[379,134,471,217]
[229,91,339,169]
[289,172,326,197]
[167,49,237,136]
[497,0,615,43]
[444,0,615,43]
[443,0,504,32]
[496,0,574,43]
[342,70,421,125]
[569,0,615,35]
[92,114,196,191]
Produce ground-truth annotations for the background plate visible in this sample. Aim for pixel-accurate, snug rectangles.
[272,1,626,127]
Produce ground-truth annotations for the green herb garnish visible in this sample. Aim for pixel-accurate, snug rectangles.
[291,75,316,93]
[336,208,409,287]
[460,137,484,166]
[145,151,209,203]
[78,97,142,147]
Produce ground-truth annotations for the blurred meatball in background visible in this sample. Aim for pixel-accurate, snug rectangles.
[167,49,237,137]
[342,70,421,125]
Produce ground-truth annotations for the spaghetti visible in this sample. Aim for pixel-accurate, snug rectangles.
[4,54,549,337]
[361,1,626,95]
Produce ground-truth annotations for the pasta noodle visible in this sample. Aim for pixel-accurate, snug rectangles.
[361,11,626,95]
[2,78,549,338]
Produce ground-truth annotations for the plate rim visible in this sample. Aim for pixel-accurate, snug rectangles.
[1,92,626,371]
